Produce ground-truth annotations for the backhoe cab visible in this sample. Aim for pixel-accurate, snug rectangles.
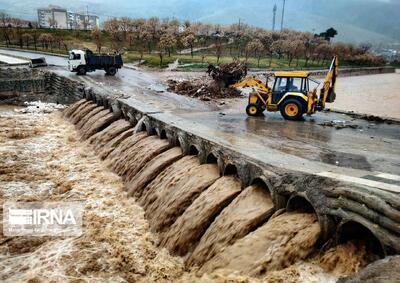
[231,56,339,120]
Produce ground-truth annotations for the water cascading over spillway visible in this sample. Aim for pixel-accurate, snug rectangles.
[98,129,134,159]
[105,131,148,162]
[139,156,220,232]
[61,99,373,281]
[70,102,98,124]
[187,183,275,267]
[75,106,106,129]
[80,110,117,140]
[199,212,321,276]
[159,176,242,256]
[110,135,172,181]
[127,147,184,198]
[87,119,132,151]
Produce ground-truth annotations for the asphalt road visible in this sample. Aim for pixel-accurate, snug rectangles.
[2,49,399,192]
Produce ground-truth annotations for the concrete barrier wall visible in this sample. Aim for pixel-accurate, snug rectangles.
[0,67,85,104]
[310,66,396,77]
[255,66,396,78]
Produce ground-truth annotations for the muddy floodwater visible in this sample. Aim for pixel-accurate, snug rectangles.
[0,104,372,282]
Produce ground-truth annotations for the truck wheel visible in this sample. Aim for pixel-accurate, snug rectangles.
[77,66,86,75]
[279,98,304,121]
[106,67,117,76]
[246,104,260,117]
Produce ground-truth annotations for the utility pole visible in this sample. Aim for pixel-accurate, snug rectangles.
[272,4,277,31]
[280,0,286,31]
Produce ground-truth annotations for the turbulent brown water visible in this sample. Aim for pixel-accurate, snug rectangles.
[0,105,189,282]
[75,106,105,129]
[98,128,134,159]
[111,136,172,181]
[199,212,321,276]
[80,111,117,140]
[88,119,132,150]
[160,176,242,256]
[105,132,149,165]
[142,159,220,232]
[127,147,183,198]
[0,100,374,282]
[187,183,275,267]
[70,102,98,124]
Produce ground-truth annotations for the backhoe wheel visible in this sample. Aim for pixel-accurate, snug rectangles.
[106,66,117,76]
[280,98,304,121]
[77,66,86,75]
[246,104,260,116]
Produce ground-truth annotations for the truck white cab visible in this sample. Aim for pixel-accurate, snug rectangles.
[68,49,86,73]
[68,49,123,76]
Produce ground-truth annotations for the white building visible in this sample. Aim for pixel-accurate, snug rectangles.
[37,6,99,30]
[37,6,68,29]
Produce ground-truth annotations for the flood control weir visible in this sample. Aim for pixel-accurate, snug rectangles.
[2,67,400,268]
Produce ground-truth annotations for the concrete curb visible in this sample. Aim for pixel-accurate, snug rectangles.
[0,47,68,58]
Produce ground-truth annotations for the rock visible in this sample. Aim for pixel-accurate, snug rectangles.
[338,256,400,283]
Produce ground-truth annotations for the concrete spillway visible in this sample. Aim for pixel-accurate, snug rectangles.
[63,98,389,279]
[2,67,400,281]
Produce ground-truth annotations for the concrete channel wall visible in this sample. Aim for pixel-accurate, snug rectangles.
[1,67,399,256]
[256,66,396,78]
[0,68,85,104]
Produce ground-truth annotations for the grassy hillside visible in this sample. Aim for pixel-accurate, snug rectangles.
[2,0,399,44]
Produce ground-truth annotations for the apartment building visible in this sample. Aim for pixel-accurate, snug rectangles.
[37,6,99,30]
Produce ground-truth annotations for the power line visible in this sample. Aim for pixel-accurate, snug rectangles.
[280,0,286,31]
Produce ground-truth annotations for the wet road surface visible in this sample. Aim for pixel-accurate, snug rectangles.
[2,49,400,189]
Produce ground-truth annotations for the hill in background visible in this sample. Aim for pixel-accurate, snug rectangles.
[1,0,399,44]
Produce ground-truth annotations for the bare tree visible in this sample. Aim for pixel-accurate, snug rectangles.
[0,12,12,47]
[38,33,53,50]
[139,29,153,54]
[91,28,103,53]
[147,17,160,39]
[127,32,135,46]
[182,32,197,58]
[246,39,264,67]
[32,28,38,50]
[215,40,224,63]
[120,17,131,40]
[271,39,285,59]
[158,32,176,57]
[21,33,33,48]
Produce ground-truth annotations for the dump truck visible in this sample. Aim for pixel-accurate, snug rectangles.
[231,56,339,120]
[68,49,123,76]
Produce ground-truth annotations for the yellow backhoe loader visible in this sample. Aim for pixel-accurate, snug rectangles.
[230,56,339,120]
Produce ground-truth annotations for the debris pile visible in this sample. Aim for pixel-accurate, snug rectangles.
[207,62,247,87]
[167,62,247,100]
[166,78,241,101]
